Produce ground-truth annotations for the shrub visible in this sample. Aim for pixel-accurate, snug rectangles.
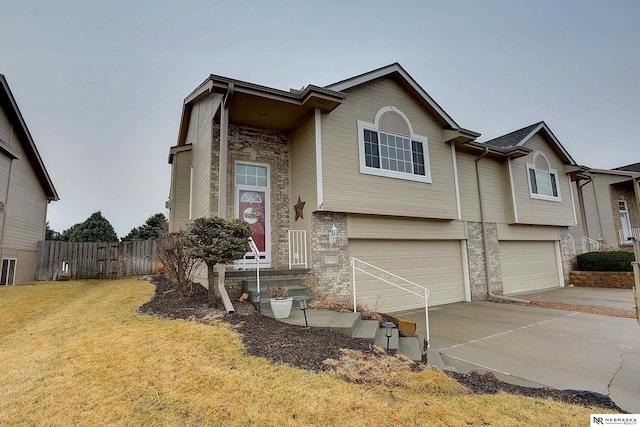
[576,251,635,272]
[155,232,202,297]
[185,217,252,307]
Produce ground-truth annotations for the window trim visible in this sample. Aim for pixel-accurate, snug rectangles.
[357,107,431,183]
[526,152,561,202]
[1,258,17,286]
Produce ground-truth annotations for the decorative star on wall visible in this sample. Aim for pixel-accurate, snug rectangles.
[294,196,305,221]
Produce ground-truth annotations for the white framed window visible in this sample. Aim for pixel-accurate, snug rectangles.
[526,151,561,201]
[1,258,17,286]
[357,106,431,183]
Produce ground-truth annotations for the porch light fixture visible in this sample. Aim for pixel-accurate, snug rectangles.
[296,296,310,326]
[382,322,396,353]
[328,223,338,245]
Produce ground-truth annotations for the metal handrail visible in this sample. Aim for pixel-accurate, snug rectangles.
[619,228,640,246]
[582,236,600,252]
[350,257,431,347]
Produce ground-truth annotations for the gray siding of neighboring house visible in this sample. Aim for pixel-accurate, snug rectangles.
[0,105,49,284]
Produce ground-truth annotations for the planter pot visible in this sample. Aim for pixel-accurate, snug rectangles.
[270,297,293,319]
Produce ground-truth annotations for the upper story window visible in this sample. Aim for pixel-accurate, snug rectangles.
[357,107,431,183]
[526,151,561,202]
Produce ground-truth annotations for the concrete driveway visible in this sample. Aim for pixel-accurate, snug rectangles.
[399,288,640,413]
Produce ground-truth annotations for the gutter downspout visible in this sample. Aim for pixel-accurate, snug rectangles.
[217,83,235,314]
[577,178,592,240]
[475,147,530,304]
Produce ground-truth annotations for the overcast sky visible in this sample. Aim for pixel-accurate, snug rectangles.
[2,0,638,237]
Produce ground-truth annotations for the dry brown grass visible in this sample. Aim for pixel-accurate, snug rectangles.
[0,278,598,426]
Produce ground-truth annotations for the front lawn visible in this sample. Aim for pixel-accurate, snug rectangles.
[0,278,597,426]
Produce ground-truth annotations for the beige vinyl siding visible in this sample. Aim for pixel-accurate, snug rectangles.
[497,224,561,241]
[169,149,192,232]
[456,151,512,223]
[500,241,560,294]
[0,105,11,142]
[188,95,221,219]
[289,113,316,258]
[510,134,575,226]
[321,77,457,219]
[2,135,47,252]
[347,214,465,240]
[579,178,602,242]
[0,126,47,284]
[588,174,630,247]
[0,153,10,208]
[568,181,585,241]
[14,249,37,285]
[349,239,465,311]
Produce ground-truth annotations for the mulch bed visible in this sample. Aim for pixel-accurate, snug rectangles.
[137,275,625,412]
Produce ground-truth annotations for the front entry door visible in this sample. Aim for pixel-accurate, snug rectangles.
[235,163,270,267]
[619,200,632,242]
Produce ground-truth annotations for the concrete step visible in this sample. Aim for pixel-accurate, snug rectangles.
[352,320,379,342]
[243,278,302,294]
[374,327,399,354]
[398,337,422,361]
[261,306,423,362]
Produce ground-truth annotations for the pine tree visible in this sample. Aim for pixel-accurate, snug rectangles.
[60,211,118,242]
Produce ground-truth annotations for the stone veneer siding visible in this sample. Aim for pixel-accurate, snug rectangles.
[211,122,291,268]
[466,221,502,299]
[309,212,351,303]
[558,226,576,285]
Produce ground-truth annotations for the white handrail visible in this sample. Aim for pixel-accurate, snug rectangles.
[582,236,600,252]
[619,228,640,246]
[350,257,431,347]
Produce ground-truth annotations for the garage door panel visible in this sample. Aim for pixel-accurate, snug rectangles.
[500,241,559,295]
[349,240,465,312]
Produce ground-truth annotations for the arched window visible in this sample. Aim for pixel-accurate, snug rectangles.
[526,151,560,201]
[357,106,431,183]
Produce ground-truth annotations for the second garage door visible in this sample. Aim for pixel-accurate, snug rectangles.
[499,240,561,295]
[348,240,466,313]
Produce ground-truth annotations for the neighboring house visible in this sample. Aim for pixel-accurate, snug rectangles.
[0,75,59,285]
[167,63,579,314]
[568,163,640,251]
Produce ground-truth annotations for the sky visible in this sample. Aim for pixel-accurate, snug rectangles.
[2,0,639,238]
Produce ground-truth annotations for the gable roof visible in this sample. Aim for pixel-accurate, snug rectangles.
[177,74,345,145]
[483,121,576,165]
[0,75,59,201]
[325,63,461,130]
[614,162,640,173]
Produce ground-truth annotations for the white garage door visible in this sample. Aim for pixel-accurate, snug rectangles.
[348,240,465,313]
[500,241,560,295]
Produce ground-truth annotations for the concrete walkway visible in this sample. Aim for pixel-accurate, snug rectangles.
[399,287,640,413]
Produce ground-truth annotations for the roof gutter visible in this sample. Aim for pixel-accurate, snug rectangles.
[475,147,530,304]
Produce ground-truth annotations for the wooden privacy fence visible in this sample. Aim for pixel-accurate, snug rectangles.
[36,240,157,280]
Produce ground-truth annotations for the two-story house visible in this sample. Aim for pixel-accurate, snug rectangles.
[0,75,59,285]
[569,163,640,252]
[167,64,578,314]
